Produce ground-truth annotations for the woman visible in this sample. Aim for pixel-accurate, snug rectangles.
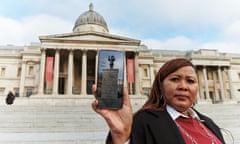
[92,58,226,144]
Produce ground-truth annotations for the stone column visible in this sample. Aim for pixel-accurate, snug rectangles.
[134,52,141,96]
[53,50,60,95]
[81,50,87,95]
[67,50,73,95]
[38,49,46,95]
[196,68,201,102]
[217,66,225,101]
[124,53,128,91]
[203,66,210,100]
[126,57,132,94]
[19,61,26,97]
[227,68,235,99]
[150,64,155,86]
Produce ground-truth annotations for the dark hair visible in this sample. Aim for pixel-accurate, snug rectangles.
[139,58,195,111]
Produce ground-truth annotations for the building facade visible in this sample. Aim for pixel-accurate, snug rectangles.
[0,4,240,104]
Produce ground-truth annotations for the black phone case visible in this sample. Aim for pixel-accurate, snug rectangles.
[96,49,124,109]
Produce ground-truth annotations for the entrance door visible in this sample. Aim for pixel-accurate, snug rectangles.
[58,78,65,94]
[87,80,94,94]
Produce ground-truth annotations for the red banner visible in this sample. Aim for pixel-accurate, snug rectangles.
[45,57,54,82]
[127,59,134,83]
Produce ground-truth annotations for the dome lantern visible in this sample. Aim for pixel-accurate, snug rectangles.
[89,3,93,11]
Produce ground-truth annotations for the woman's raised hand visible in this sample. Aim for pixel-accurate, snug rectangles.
[91,84,133,144]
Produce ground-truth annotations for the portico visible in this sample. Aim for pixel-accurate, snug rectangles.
[36,4,141,97]
[191,49,235,103]
[38,47,140,97]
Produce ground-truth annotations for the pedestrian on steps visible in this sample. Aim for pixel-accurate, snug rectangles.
[6,91,15,105]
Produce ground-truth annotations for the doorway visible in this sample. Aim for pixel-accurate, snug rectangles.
[58,77,65,94]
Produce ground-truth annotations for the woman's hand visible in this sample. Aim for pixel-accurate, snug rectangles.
[91,84,133,144]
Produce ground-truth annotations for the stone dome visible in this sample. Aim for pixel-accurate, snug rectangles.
[73,3,109,33]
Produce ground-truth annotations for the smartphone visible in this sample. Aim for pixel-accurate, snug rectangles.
[96,49,125,109]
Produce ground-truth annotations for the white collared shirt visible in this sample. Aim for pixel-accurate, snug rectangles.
[166,105,201,121]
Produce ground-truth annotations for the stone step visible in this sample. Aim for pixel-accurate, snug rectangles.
[0,132,107,144]
[0,105,107,133]
[0,97,239,143]
[195,104,240,144]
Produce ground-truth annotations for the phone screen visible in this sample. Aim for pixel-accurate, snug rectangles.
[96,49,124,109]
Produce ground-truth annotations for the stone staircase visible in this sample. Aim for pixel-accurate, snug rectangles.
[0,96,109,144]
[0,96,239,144]
[195,104,240,144]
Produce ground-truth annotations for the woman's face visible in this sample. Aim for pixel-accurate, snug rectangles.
[162,66,198,113]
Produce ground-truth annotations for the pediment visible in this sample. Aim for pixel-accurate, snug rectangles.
[39,32,140,45]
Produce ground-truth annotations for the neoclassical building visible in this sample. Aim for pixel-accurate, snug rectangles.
[0,4,240,104]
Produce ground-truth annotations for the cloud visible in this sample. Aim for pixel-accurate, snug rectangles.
[221,20,240,41]
[123,0,240,27]
[141,36,199,51]
[141,33,240,54]
[0,15,72,45]
[1,0,240,54]
[198,42,240,54]
[0,17,24,45]
[197,20,240,53]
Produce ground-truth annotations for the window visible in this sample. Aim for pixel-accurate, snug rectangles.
[144,68,148,77]
[14,88,19,97]
[28,66,33,75]
[0,87,5,95]
[1,68,5,77]
[143,88,150,96]
[26,88,32,97]
[17,67,21,77]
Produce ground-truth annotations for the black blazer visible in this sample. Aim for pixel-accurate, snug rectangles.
[106,108,225,144]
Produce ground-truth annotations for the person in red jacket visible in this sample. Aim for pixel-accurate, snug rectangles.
[92,58,226,144]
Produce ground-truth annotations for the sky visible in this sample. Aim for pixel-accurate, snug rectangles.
[1,0,240,53]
